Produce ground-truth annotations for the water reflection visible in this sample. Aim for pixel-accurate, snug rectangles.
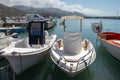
[98,45,120,80]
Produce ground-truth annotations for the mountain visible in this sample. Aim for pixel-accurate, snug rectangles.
[13,5,84,17]
[0,3,26,17]
[0,3,84,17]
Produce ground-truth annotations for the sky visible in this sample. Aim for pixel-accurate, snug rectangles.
[0,0,119,16]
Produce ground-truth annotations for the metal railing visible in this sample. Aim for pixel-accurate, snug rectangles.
[76,48,94,71]
[52,48,94,72]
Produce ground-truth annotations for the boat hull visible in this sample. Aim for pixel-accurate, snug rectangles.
[99,38,120,60]
[4,49,50,74]
[50,40,96,77]
[51,51,96,77]
[0,35,56,74]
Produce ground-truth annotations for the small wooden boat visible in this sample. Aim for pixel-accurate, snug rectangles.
[98,32,120,60]
[51,15,96,76]
[0,18,57,74]
[92,21,120,60]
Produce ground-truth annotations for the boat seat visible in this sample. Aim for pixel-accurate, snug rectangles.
[112,40,120,45]
[53,39,91,62]
[63,32,82,55]
[55,47,89,62]
[15,38,30,48]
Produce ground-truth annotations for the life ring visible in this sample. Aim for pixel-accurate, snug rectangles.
[91,22,103,33]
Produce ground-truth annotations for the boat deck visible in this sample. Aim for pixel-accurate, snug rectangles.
[106,39,120,47]
[99,32,120,47]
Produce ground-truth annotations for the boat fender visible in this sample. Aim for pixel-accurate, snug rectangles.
[83,39,89,50]
[57,39,62,48]
[0,51,4,54]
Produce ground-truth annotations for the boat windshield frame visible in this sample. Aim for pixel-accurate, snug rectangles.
[61,15,83,32]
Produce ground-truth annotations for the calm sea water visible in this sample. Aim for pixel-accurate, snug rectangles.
[0,19,120,80]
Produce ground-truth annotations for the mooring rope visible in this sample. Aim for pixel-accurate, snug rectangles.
[11,51,23,80]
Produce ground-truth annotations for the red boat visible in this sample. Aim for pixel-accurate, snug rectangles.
[92,21,120,60]
[98,32,120,60]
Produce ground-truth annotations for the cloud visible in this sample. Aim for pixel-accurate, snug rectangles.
[0,0,107,16]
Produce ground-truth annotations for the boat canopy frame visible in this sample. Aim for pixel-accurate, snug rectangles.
[61,15,84,32]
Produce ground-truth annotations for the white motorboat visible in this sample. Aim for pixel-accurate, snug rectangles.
[51,15,96,76]
[92,21,120,60]
[0,18,57,74]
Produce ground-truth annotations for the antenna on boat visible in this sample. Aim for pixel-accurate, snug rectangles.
[80,18,82,32]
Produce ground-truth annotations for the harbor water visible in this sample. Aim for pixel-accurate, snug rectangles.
[0,19,120,80]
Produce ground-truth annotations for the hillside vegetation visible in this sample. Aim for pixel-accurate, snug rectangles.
[0,3,26,17]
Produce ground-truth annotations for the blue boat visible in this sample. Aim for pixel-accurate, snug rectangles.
[0,27,26,33]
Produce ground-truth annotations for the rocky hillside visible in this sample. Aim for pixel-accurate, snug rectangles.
[13,5,84,17]
[0,3,26,17]
[0,3,84,17]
